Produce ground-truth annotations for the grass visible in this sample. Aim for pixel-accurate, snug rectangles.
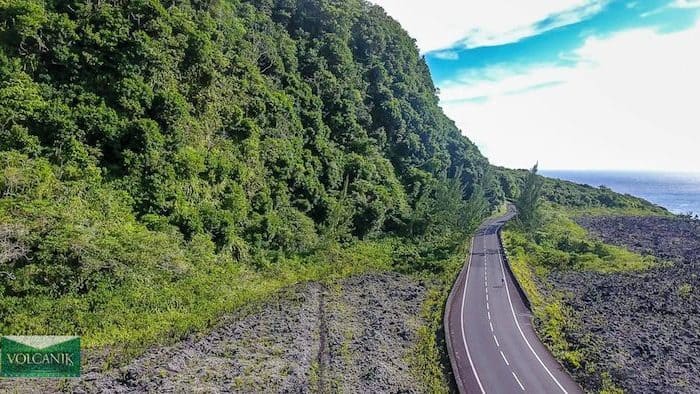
[507,208,658,274]
[309,360,320,391]
[406,239,472,394]
[501,236,582,368]
[678,283,694,298]
[0,240,395,367]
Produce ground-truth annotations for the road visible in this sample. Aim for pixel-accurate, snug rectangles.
[444,206,582,394]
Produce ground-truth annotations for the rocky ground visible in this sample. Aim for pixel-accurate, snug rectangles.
[550,216,700,393]
[1,272,428,393]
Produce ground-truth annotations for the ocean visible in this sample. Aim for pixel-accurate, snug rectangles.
[540,170,700,216]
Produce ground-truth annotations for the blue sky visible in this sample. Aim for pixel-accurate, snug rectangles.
[369,0,700,171]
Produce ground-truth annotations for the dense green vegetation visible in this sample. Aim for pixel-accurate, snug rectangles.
[514,163,544,231]
[0,0,499,374]
[506,208,657,274]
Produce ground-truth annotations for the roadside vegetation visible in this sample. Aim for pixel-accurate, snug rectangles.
[503,198,665,392]
[514,164,545,231]
[407,252,462,392]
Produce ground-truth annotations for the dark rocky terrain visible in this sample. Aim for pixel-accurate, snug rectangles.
[1,273,427,394]
[578,216,700,262]
[551,216,700,393]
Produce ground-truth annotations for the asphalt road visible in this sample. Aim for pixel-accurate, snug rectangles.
[445,206,582,394]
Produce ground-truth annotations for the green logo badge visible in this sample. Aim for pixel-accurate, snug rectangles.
[1,336,80,378]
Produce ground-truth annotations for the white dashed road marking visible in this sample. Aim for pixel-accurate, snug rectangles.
[500,350,510,366]
[512,371,525,391]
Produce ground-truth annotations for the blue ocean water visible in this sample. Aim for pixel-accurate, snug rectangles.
[540,170,700,215]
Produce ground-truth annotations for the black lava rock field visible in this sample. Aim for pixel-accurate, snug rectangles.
[550,216,700,393]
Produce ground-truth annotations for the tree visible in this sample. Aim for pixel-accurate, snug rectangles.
[516,163,544,231]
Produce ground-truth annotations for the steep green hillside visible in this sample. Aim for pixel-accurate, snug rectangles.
[0,0,493,275]
[0,0,497,364]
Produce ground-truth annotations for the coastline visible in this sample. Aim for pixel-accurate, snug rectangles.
[541,170,700,215]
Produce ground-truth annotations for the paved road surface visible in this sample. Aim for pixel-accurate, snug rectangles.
[445,207,582,394]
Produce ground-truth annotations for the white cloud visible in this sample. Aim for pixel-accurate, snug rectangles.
[441,23,700,171]
[440,65,576,103]
[431,50,460,60]
[672,0,700,8]
[368,0,607,52]
[457,1,607,48]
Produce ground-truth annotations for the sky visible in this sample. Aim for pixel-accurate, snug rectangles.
[368,0,700,171]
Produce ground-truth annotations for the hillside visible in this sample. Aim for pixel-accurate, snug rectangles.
[0,0,494,337]
[0,0,669,391]
[494,166,667,213]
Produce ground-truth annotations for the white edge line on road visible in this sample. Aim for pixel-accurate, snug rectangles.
[493,335,499,347]
[489,322,494,332]
[497,237,569,394]
[500,350,510,366]
[512,371,525,391]
[461,237,486,394]
[487,311,491,320]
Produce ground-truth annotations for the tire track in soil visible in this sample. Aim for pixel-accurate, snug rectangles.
[316,286,329,393]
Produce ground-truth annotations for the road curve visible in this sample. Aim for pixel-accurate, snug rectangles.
[444,206,582,394]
